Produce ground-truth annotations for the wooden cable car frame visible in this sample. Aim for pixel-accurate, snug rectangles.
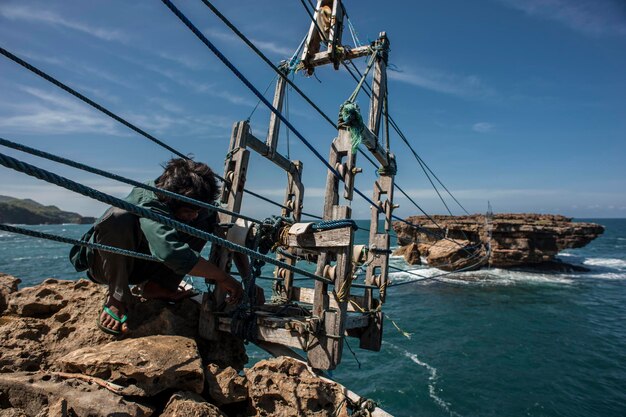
[199,0,395,371]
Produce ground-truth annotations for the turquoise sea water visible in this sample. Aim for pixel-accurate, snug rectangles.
[1,219,625,417]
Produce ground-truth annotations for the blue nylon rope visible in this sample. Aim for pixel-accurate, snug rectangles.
[0,224,158,262]
[0,137,262,225]
[160,0,382,214]
[0,152,332,285]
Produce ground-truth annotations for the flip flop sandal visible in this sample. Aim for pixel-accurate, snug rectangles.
[97,304,128,335]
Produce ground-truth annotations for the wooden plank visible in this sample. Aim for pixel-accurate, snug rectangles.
[345,314,370,330]
[292,287,365,313]
[266,68,288,157]
[367,38,388,137]
[246,133,296,174]
[308,45,372,68]
[300,0,327,75]
[287,227,351,248]
[327,0,344,70]
[309,205,352,370]
[200,121,250,341]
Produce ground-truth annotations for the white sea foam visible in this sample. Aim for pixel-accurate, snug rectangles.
[389,267,575,287]
[583,258,626,269]
[12,255,65,261]
[588,272,626,280]
[385,342,462,417]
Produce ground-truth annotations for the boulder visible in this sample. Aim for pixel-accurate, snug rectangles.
[1,279,114,373]
[0,372,154,416]
[423,239,487,272]
[0,273,20,315]
[58,335,205,397]
[205,364,248,405]
[245,357,348,417]
[393,213,604,270]
[0,278,246,374]
[161,391,227,417]
[392,242,421,265]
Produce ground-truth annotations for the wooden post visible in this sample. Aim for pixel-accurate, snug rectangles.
[368,33,389,138]
[301,0,346,75]
[360,35,393,351]
[266,65,289,158]
[327,0,344,71]
[307,130,354,370]
[275,160,304,301]
[199,121,250,340]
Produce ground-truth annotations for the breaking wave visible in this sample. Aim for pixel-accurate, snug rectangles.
[583,258,626,270]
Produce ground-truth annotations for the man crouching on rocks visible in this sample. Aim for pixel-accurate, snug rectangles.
[70,157,254,335]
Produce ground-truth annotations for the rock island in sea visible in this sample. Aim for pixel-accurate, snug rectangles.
[393,213,604,272]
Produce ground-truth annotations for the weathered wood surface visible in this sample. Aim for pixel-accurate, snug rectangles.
[287,227,352,248]
[266,67,288,158]
[200,121,250,340]
[292,287,366,313]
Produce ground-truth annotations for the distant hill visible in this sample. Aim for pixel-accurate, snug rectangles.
[0,195,96,225]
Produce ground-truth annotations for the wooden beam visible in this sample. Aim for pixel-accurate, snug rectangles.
[287,227,352,248]
[345,314,370,330]
[308,45,372,68]
[292,287,369,313]
[266,67,288,157]
[200,121,250,341]
[246,132,297,174]
[327,0,344,70]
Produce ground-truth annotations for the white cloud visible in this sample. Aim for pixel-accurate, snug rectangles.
[0,86,121,136]
[0,4,129,42]
[472,122,495,133]
[118,57,256,107]
[497,0,626,37]
[203,28,294,57]
[157,52,207,70]
[388,66,496,99]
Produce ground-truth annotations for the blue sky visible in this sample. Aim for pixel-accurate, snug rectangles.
[0,0,624,219]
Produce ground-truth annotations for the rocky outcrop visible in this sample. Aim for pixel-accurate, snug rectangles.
[245,358,349,417]
[0,277,372,416]
[0,274,20,314]
[0,195,95,225]
[393,213,604,271]
[58,335,205,397]
[161,392,227,417]
[392,242,421,265]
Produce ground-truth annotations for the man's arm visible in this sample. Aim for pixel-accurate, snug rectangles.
[232,252,265,305]
[189,257,243,304]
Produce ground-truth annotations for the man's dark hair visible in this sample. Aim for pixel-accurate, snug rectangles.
[155,158,219,210]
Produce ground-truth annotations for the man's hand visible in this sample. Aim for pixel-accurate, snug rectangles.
[219,275,243,305]
[189,258,244,304]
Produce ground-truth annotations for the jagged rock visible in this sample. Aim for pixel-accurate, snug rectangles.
[0,372,154,416]
[198,335,248,372]
[205,364,248,405]
[0,278,246,374]
[393,213,604,270]
[245,357,348,417]
[0,409,29,417]
[7,278,68,317]
[392,243,421,265]
[0,279,114,373]
[0,273,20,315]
[161,391,227,417]
[58,335,204,397]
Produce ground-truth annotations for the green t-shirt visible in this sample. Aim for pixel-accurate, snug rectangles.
[69,182,217,276]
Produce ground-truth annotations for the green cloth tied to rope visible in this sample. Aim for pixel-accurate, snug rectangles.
[339,101,366,153]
